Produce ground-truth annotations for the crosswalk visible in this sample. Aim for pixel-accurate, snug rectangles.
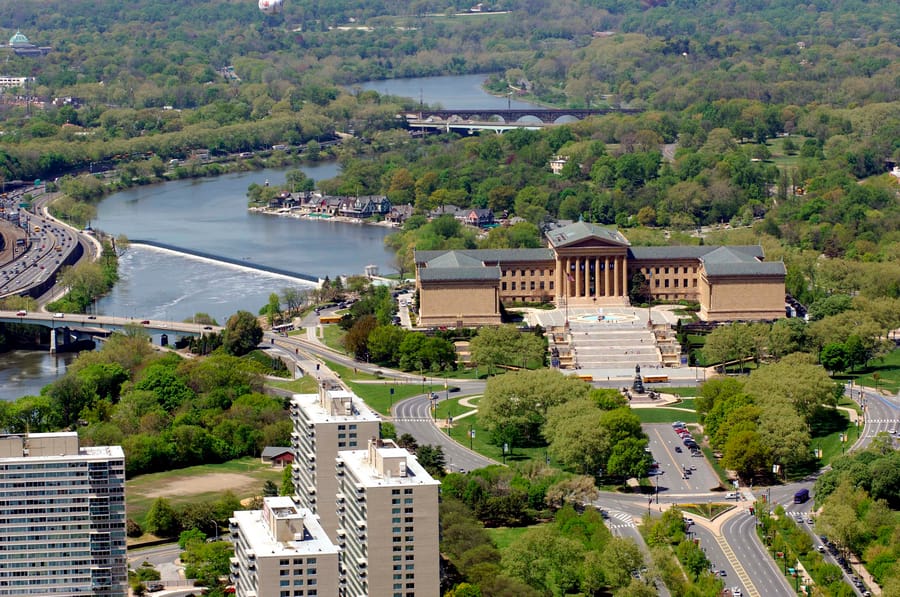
[604,510,635,530]
[393,417,433,423]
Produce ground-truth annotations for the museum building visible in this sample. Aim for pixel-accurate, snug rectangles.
[414,221,786,327]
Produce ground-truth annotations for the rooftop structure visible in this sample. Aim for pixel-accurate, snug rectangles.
[336,439,440,597]
[290,382,382,539]
[229,496,339,597]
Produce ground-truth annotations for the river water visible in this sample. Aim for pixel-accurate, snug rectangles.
[1,73,532,400]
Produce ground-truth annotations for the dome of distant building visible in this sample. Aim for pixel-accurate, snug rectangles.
[9,31,30,46]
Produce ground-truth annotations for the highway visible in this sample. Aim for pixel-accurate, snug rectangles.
[0,192,80,298]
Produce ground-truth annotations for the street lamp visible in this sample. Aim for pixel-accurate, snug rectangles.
[209,519,219,542]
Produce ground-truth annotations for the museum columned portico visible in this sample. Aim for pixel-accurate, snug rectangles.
[555,252,630,305]
[549,223,632,306]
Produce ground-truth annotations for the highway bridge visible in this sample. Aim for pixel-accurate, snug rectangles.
[0,310,221,352]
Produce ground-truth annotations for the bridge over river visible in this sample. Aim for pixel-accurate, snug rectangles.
[405,107,643,133]
[0,310,221,352]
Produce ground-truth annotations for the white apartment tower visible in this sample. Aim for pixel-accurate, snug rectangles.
[290,382,381,539]
[336,439,440,597]
[0,432,127,596]
[229,496,339,597]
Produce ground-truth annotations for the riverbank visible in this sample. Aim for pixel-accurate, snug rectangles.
[248,205,399,229]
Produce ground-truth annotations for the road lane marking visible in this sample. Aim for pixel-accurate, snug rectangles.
[714,533,761,597]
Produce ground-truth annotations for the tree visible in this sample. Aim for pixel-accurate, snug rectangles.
[744,354,837,423]
[222,310,263,356]
[820,342,849,373]
[342,314,377,360]
[481,369,592,448]
[601,537,645,589]
[721,429,769,481]
[145,498,180,537]
[265,292,282,326]
[502,525,585,595]
[606,437,651,479]
[544,476,600,510]
[262,480,279,497]
[415,444,446,478]
[470,326,524,374]
[280,465,294,496]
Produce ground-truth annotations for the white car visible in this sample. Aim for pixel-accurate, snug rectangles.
[53,312,64,318]
[732,588,742,596]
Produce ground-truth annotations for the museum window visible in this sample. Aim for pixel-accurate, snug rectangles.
[693,279,698,287]
[664,267,669,274]
[655,267,660,274]
[511,282,516,290]
[664,279,670,288]
[684,278,688,287]
[549,281,554,290]
[501,282,507,290]
[530,281,535,290]
[520,270,525,276]
[539,282,545,290]
[674,279,679,288]
[655,279,660,288]
[531,270,535,276]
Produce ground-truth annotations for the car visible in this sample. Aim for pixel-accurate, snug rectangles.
[816,545,826,552]
[53,312,64,318]
[732,588,742,597]
[683,517,694,525]
[203,325,213,330]
[140,319,150,324]
[674,446,682,453]
[805,517,813,524]
[15,310,26,316]
[88,315,97,320]
[725,492,740,500]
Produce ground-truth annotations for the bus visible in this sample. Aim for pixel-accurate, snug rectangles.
[33,225,41,233]
[793,488,809,504]
[272,323,295,335]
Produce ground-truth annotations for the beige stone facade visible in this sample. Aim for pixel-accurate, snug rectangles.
[229,497,339,597]
[336,440,440,597]
[415,222,786,326]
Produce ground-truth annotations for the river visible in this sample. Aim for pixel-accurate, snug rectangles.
[360,73,541,110]
[1,73,531,400]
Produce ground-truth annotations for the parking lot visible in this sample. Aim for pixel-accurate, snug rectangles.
[644,423,727,495]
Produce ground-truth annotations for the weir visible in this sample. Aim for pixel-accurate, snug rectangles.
[129,240,320,284]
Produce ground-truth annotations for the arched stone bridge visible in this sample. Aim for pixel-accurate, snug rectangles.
[409,107,643,124]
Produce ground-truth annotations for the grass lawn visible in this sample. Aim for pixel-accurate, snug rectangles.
[435,396,479,420]
[633,407,699,424]
[126,458,283,529]
[445,411,544,465]
[267,375,320,394]
[322,357,381,381]
[346,381,424,416]
[321,325,347,353]
[486,525,540,549]
[812,415,860,467]
[680,503,735,520]
[666,387,699,398]
[836,348,900,394]
[673,398,697,410]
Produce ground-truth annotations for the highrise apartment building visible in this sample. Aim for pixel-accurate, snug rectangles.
[335,439,440,597]
[229,496,339,597]
[0,432,127,596]
[290,382,381,539]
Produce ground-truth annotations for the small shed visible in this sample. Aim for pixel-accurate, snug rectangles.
[261,446,294,467]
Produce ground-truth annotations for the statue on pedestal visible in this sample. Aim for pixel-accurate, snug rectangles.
[632,364,645,394]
